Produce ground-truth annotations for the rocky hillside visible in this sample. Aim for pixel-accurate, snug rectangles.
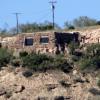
[70,27,100,44]
[0,67,99,100]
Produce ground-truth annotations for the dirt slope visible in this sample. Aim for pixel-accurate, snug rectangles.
[0,67,99,100]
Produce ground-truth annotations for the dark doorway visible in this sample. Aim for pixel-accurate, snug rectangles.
[54,32,79,53]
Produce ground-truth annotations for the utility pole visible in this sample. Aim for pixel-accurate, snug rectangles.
[13,13,21,34]
[49,1,56,29]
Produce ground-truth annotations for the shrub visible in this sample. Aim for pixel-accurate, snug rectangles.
[10,59,21,67]
[19,51,28,58]
[85,44,100,60]
[73,16,97,27]
[54,58,73,73]
[0,48,12,67]
[78,58,92,70]
[71,55,80,62]
[68,42,79,55]
[21,53,54,71]
[68,25,75,29]
[21,52,72,72]
[97,79,100,87]
[97,21,100,25]
[77,43,100,71]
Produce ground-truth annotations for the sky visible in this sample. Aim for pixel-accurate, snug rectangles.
[0,0,100,29]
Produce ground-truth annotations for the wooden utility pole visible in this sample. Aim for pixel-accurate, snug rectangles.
[13,13,21,34]
[49,1,56,29]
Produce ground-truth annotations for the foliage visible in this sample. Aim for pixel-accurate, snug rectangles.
[64,21,72,28]
[86,44,100,57]
[68,42,79,55]
[97,79,100,88]
[68,25,75,29]
[18,22,54,33]
[73,16,97,27]
[10,58,21,67]
[20,53,72,72]
[53,56,72,73]
[19,51,28,58]
[64,21,75,30]
[21,53,54,71]
[78,58,92,70]
[0,48,12,67]
[97,21,100,25]
[77,44,100,71]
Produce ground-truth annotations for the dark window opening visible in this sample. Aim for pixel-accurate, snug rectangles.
[40,36,49,44]
[24,38,33,46]
[0,43,2,48]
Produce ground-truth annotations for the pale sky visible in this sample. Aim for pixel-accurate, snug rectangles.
[0,0,100,29]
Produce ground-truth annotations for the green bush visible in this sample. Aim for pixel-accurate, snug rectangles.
[10,59,21,67]
[86,44,100,57]
[97,79,100,87]
[68,25,75,29]
[77,44,100,71]
[19,51,28,58]
[21,53,72,72]
[68,42,79,55]
[78,58,92,70]
[0,48,12,67]
[21,53,54,71]
[53,57,72,73]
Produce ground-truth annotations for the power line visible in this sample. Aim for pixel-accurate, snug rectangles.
[36,11,50,22]
[13,13,21,34]
[49,1,57,29]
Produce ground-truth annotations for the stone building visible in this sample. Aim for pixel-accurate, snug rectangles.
[1,31,80,54]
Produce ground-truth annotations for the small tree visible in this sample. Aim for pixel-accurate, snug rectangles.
[0,48,12,67]
[73,16,97,27]
[64,21,75,29]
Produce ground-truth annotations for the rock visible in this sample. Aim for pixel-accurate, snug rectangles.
[73,77,85,83]
[15,85,25,93]
[0,87,6,96]
[4,91,12,99]
[61,66,73,73]
[89,88,100,95]
[59,80,71,88]
[54,96,71,100]
[46,84,57,91]
[73,70,77,75]
[22,70,33,78]
[37,96,48,100]
[54,96,64,100]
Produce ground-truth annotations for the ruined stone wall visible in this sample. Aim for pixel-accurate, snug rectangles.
[0,31,82,55]
[7,32,56,54]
